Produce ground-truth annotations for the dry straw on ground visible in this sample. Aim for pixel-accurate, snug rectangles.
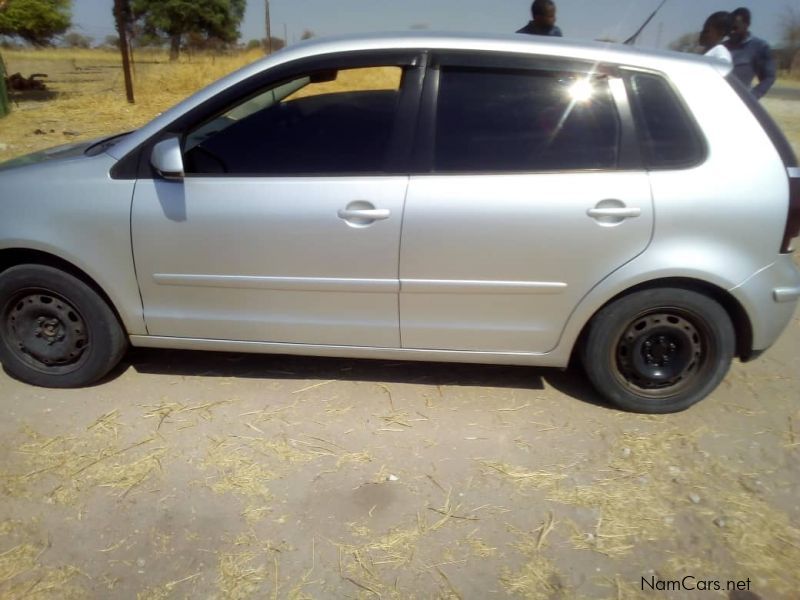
[480,429,693,557]
[500,514,567,599]
[692,468,800,595]
[327,486,489,598]
[0,519,86,599]
[200,431,370,523]
[0,411,165,506]
[141,399,232,431]
[481,425,800,595]
[550,430,690,557]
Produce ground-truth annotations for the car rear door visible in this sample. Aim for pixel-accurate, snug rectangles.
[399,53,654,353]
[132,53,423,347]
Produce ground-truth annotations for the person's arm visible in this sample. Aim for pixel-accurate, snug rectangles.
[751,40,776,99]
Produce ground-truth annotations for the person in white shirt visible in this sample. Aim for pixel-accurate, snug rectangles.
[699,11,732,63]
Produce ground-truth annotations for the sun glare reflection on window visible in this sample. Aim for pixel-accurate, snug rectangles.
[568,78,594,102]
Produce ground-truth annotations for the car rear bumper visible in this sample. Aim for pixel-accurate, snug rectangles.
[773,285,800,303]
[731,253,800,353]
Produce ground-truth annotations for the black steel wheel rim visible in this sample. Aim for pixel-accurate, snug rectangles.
[613,308,713,399]
[3,288,90,374]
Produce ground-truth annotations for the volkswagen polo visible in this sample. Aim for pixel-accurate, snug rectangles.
[1,33,799,413]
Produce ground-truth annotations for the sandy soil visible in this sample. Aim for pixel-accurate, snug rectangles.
[1,52,800,600]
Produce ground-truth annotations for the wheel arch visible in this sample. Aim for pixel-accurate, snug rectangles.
[0,248,128,333]
[574,277,753,362]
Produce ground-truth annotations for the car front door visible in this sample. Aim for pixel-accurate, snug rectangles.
[132,54,422,347]
[400,55,654,353]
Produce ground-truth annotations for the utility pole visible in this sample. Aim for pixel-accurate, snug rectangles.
[113,0,135,103]
[265,0,273,54]
[0,0,10,117]
[0,56,8,118]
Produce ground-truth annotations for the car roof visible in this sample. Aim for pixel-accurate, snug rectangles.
[108,31,730,160]
[290,31,715,68]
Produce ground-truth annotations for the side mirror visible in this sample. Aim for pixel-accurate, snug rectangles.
[310,69,338,83]
[151,137,184,180]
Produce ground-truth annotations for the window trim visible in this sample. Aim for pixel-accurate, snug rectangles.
[413,51,636,176]
[622,67,709,171]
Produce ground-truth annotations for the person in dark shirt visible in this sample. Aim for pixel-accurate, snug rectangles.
[725,7,776,99]
[517,0,563,37]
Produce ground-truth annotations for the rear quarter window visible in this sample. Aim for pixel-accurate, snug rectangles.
[626,72,705,169]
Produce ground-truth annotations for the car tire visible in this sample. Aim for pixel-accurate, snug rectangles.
[581,287,735,413]
[0,265,127,388]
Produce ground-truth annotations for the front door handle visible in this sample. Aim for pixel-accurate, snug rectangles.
[337,208,391,221]
[587,207,641,218]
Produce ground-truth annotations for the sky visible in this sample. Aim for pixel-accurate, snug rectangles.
[71,0,796,49]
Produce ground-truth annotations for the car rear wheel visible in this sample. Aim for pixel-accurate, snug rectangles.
[0,265,127,388]
[582,288,735,413]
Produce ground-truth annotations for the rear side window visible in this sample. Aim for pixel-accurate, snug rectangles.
[433,67,620,173]
[627,72,705,169]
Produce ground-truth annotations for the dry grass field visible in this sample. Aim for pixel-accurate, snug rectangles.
[763,96,800,158]
[0,48,264,162]
[0,49,799,599]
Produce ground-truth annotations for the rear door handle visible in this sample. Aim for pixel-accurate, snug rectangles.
[587,207,641,218]
[337,208,391,221]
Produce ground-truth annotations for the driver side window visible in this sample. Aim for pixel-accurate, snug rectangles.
[183,66,404,176]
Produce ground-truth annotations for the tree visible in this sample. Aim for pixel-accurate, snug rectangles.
[131,0,246,61]
[100,34,120,49]
[668,31,700,54]
[130,25,165,48]
[781,7,800,77]
[63,30,92,48]
[782,7,800,49]
[185,31,228,53]
[300,29,314,41]
[0,0,71,45]
[245,36,283,52]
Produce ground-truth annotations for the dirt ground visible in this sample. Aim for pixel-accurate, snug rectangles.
[1,315,798,599]
[1,51,800,599]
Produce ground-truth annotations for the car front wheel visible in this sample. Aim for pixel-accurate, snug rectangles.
[582,288,735,413]
[0,265,127,388]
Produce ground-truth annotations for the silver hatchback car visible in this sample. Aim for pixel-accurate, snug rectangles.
[1,33,799,413]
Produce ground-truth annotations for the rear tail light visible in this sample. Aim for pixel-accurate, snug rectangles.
[782,168,800,253]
